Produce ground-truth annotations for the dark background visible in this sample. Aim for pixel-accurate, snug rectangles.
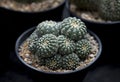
[1,1,120,82]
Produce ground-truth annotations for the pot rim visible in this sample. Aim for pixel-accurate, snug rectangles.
[0,0,66,14]
[15,27,102,75]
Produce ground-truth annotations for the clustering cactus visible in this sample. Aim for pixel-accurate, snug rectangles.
[98,0,120,21]
[28,17,92,70]
[70,0,97,10]
[14,0,44,3]
[70,0,120,21]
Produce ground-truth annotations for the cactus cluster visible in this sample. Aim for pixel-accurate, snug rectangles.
[14,0,44,3]
[98,0,120,21]
[28,17,92,70]
[70,0,120,21]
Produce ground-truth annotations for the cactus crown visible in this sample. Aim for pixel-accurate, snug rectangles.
[76,39,92,59]
[27,17,93,70]
[60,17,87,41]
[36,20,59,37]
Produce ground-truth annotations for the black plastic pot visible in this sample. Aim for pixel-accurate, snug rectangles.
[15,26,102,78]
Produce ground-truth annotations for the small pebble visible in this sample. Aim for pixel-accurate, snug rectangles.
[27,61,32,64]
[24,58,28,62]
[89,54,95,58]
[25,54,30,58]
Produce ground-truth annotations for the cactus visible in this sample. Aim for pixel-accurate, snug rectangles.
[29,34,58,58]
[27,17,96,70]
[36,34,58,58]
[76,39,92,59]
[14,0,44,3]
[70,0,97,10]
[58,35,75,55]
[45,55,62,70]
[28,31,39,54]
[56,22,62,35]
[62,53,80,70]
[98,0,120,21]
[36,20,59,37]
[61,17,87,41]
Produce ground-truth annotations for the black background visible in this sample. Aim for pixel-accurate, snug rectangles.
[1,1,120,82]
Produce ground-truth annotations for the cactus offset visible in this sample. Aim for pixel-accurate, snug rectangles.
[62,53,80,70]
[76,39,92,59]
[36,20,59,37]
[58,35,75,55]
[45,55,62,70]
[35,34,58,58]
[61,17,87,41]
[28,34,58,58]
[28,31,38,54]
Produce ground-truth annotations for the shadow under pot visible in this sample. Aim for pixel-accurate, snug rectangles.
[15,20,102,76]
[67,0,120,30]
[0,0,66,28]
